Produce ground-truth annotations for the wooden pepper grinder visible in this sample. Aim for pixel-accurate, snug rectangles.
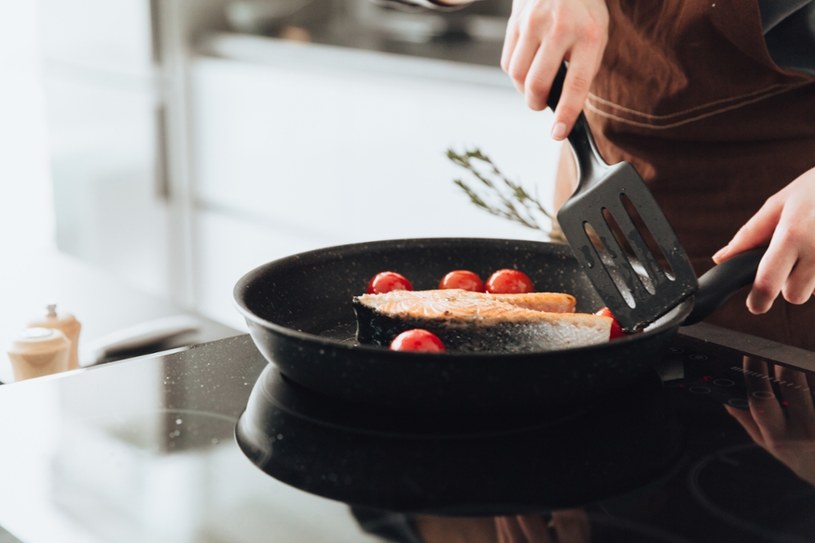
[28,303,82,369]
[7,327,70,381]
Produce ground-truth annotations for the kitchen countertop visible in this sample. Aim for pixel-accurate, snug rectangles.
[0,323,813,542]
[0,247,240,383]
[214,4,507,69]
[196,31,510,88]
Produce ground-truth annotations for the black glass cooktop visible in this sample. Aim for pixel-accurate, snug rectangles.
[0,324,812,543]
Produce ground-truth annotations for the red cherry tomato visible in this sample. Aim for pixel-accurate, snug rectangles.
[595,307,625,340]
[485,269,534,294]
[366,271,413,294]
[390,329,445,353]
[438,270,485,292]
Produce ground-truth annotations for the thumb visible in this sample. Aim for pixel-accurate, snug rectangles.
[712,200,781,263]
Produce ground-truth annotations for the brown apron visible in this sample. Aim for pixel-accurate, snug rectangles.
[554,0,815,349]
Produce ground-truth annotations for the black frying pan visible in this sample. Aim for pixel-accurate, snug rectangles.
[234,238,760,413]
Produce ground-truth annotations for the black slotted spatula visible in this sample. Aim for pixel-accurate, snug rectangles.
[548,64,698,332]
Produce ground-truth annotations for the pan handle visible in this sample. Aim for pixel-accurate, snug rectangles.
[683,248,764,325]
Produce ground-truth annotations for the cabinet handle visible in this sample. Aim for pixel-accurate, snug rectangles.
[154,103,170,201]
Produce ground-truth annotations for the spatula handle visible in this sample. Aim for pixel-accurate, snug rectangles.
[546,64,608,187]
[683,248,764,325]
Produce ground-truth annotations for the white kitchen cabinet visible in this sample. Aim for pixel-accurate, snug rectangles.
[44,69,171,297]
[193,210,331,330]
[38,0,229,301]
[37,0,171,297]
[189,35,562,326]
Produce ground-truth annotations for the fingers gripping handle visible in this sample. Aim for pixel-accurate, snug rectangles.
[546,63,607,186]
[684,249,764,325]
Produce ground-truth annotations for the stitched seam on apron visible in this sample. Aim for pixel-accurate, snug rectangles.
[586,83,802,121]
[585,83,807,129]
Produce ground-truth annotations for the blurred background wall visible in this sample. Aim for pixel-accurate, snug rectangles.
[0,1,53,252]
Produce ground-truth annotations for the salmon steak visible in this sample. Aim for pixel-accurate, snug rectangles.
[353,289,612,353]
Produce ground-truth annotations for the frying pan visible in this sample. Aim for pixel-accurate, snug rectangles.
[234,238,760,413]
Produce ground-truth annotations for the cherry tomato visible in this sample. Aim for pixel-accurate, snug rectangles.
[595,307,625,340]
[390,329,445,353]
[438,270,485,292]
[485,269,534,294]
[366,271,413,294]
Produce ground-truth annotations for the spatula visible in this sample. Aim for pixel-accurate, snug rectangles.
[548,64,698,332]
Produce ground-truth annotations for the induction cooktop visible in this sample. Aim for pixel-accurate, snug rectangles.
[0,323,811,543]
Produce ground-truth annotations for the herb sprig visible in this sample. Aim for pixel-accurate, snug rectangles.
[447,147,553,234]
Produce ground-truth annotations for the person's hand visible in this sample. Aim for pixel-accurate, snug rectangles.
[501,0,609,140]
[725,356,815,485]
[712,166,815,314]
[495,511,590,543]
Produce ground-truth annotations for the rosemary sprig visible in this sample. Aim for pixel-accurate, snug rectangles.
[447,147,554,234]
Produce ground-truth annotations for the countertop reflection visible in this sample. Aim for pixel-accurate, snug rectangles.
[0,335,381,543]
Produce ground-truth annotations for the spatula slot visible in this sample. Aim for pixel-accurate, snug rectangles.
[582,221,637,308]
[601,206,657,296]
[619,193,677,282]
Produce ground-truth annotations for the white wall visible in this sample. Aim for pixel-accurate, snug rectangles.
[0,1,54,252]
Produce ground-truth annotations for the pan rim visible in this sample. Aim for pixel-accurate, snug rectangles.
[233,237,690,359]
